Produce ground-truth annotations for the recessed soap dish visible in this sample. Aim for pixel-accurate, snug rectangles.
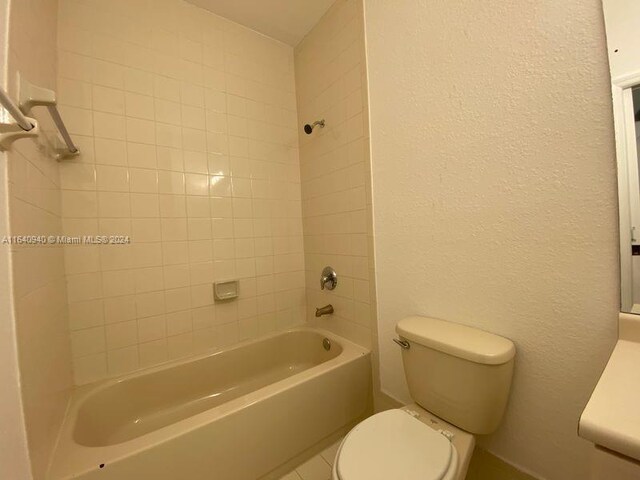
[213,280,239,301]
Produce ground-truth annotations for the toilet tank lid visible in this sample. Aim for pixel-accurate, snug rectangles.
[396,316,515,365]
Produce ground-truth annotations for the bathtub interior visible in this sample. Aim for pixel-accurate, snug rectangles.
[74,330,343,447]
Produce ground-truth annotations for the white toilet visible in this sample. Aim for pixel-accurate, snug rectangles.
[332,316,516,480]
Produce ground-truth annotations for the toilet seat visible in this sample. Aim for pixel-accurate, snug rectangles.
[334,409,458,480]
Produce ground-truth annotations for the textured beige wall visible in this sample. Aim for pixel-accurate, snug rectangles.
[364,1,619,479]
[294,0,376,351]
[6,0,74,477]
[56,0,304,384]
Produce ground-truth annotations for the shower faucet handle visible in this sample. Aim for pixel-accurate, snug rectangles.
[320,266,337,290]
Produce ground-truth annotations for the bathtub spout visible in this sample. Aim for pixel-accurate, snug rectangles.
[315,305,334,317]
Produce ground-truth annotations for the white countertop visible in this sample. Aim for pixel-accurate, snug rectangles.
[579,313,640,461]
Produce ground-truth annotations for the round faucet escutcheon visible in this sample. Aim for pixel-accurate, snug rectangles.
[320,266,337,290]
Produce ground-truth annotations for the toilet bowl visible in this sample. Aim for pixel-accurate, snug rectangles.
[332,405,475,480]
[332,316,515,480]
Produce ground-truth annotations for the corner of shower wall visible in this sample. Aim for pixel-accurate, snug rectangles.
[294,0,378,353]
[5,0,75,477]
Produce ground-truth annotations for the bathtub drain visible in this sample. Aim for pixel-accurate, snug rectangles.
[323,338,331,351]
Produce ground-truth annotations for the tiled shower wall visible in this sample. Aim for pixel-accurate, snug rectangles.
[6,0,73,476]
[294,0,376,349]
[56,0,305,384]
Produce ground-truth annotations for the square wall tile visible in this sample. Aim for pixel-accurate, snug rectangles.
[58,0,306,385]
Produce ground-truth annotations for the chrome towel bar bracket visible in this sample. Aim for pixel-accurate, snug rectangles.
[0,115,39,151]
[0,88,38,151]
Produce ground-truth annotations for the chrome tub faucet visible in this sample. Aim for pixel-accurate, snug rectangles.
[315,305,334,317]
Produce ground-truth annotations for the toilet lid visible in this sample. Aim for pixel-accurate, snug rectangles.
[336,410,453,480]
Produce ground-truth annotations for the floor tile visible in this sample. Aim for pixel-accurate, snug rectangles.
[296,455,332,480]
[320,439,341,466]
[279,471,303,480]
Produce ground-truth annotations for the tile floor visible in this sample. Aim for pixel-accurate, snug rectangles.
[279,438,342,480]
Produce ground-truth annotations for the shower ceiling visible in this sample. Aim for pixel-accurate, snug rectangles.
[185,0,336,46]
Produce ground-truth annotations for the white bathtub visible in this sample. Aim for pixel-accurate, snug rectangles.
[48,328,372,479]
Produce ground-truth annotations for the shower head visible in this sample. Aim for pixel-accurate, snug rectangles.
[304,119,325,135]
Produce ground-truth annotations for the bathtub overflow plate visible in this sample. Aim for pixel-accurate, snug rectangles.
[323,338,331,351]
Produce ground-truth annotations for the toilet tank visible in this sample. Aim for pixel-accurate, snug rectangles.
[396,316,515,435]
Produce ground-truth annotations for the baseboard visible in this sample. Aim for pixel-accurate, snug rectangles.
[466,448,539,480]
